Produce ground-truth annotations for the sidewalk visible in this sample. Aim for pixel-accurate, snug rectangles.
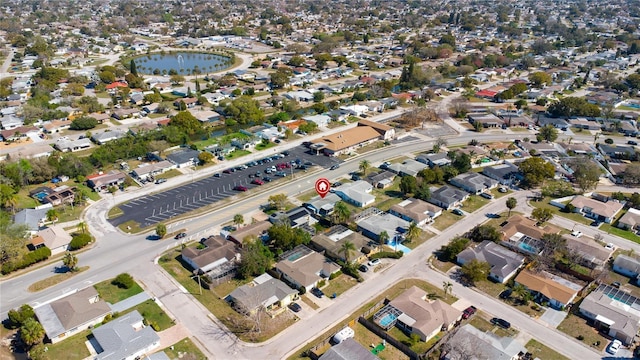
[109,291,151,312]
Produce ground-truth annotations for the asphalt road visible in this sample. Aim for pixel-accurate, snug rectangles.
[111,145,339,227]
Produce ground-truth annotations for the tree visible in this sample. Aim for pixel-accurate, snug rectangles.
[197,151,214,164]
[62,252,78,272]
[0,184,18,212]
[622,163,640,186]
[359,159,370,176]
[442,281,453,299]
[268,222,311,251]
[170,111,203,136]
[518,157,555,188]
[571,158,601,193]
[20,318,45,348]
[513,283,531,305]
[7,304,35,329]
[340,240,356,264]
[440,237,469,262]
[532,208,553,224]
[268,193,287,211]
[536,125,558,143]
[77,221,87,234]
[406,222,422,244]
[547,97,601,118]
[330,201,350,225]
[400,176,418,195]
[460,259,491,285]
[70,116,98,130]
[238,237,273,279]
[528,71,552,87]
[112,273,135,289]
[270,68,292,89]
[156,223,167,238]
[506,197,517,217]
[378,231,390,245]
[415,182,431,201]
[233,214,245,227]
[468,224,501,243]
[46,209,58,222]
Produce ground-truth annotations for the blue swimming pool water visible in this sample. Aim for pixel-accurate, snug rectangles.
[518,242,537,253]
[627,103,640,109]
[388,239,411,254]
[379,313,397,327]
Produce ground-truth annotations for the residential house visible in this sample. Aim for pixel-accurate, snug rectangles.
[304,193,341,217]
[166,149,200,168]
[0,126,39,141]
[443,324,527,360]
[612,254,640,281]
[514,270,583,309]
[387,159,428,177]
[618,208,640,232]
[35,225,73,255]
[356,209,410,244]
[228,273,298,315]
[112,108,139,120]
[181,235,238,275]
[88,113,111,124]
[132,161,176,181]
[568,195,624,224]
[598,144,637,160]
[339,104,369,117]
[579,284,640,345]
[482,163,521,185]
[275,245,340,291]
[269,207,317,231]
[564,234,613,269]
[415,153,451,168]
[278,119,307,134]
[10,143,53,159]
[427,186,469,210]
[367,171,396,189]
[389,198,442,226]
[334,180,375,208]
[41,186,75,206]
[500,215,555,256]
[456,241,525,283]
[42,119,72,134]
[86,171,126,192]
[13,207,51,233]
[91,130,127,145]
[310,225,380,264]
[319,338,381,360]
[226,221,272,245]
[54,138,93,152]
[34,287,111,344]
[190,109,221,123]
[302,114,331,128]
[449,172,499,195]
[381,286,461,342]
[92,310,160,360]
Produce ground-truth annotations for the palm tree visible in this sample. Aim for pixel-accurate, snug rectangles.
[378,231,390,245]
[512,283,530,305]
[332,201,351,225]
[593,132,601,145]
[233,214,244,227]
[77,221,87,234]
[442,281,453,299]
[359,159,370,176]
[340,240,356,264]
[46,209,59,223]
[405,222,421,244]
[63,252,78,272]
[506,197,517,217]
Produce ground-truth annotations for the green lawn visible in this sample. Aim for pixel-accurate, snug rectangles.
[226,149,251,160]
[433,211,463,231]
[469,314,518,338]
[43,329,91,360]
[352,322,409,360]
[388,327,434,353]
[161,337,207,360]
[526,339,570,360]
[462,195,490,212]
[321,274,358,297]
[255,142,276,151]
[154,168,183,180]
[94,278,144,304]
[528,197,592,225]
[600,223,640,244]
[121,299,174,330]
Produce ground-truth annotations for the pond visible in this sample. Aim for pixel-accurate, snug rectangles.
[132,52,233,75]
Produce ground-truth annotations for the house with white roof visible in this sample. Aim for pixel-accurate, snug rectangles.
[333,180,375,208]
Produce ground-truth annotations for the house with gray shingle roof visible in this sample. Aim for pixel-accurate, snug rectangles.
[613,254,640,281]
[92,310,160,360]
[456,240,525,283]
[228,273,299,314]
[449,172,499,195]
[428,186,469,210]
[275,246,340,291]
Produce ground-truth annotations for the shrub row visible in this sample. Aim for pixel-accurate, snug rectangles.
[1,247,52,274]
[69,233,92,250]
[369,251,404,260]
[341,265,364,282]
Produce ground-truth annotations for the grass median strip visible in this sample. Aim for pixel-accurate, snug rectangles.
[28,266,89,292]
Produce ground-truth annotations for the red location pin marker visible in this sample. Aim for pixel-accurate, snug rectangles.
[315,178,331,198]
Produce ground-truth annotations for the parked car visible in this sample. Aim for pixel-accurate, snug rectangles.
[251,179,264,185]
[359,264,369,272]
[175,232,187,240]
[499,289,512,299]
[498,187,508,193]
[288,302,302,313]
[368,258,381,267]
[262,177,272,182]
[490,317,511,329]
[612,281,621,288]
[452,208,464,216]
[311,287,324,298]
[462,306,477,319]
[331,182,343,187]
[628,140,638,146]
[214,173,221,178]
[608,339,622,355]
[571,231,583,238]
[233,185,248,191]
[480,192,494,200]
[275,171,287,177]
[330,164,340,170]
[605,243,615,250]
[155,178,167,184]
[591,220,602,227]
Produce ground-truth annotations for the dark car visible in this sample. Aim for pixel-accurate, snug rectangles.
[628,140,638,146]
[331,182,342,188]
[591,220,602,227]
[175,232,187,240]
[233,185,248,192]
[462,306,477,319]
[359,264,369,272]
[330,164,340,170]
[491,317,511,329]
[262,177,272,182]
[288,302,302,312]
[155,178,167,184]
[612,281,621,288]
[311,287,324,298]
[282,151,290,156]
[214,173,221,178]
[499,289,512,299]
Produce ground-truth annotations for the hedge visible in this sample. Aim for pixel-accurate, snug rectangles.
[112,273,135,289]
[1,247,52,274]
[69,233,92,250]
[369,251,403,260]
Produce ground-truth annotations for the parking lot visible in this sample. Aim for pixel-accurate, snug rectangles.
[110,145,339,228]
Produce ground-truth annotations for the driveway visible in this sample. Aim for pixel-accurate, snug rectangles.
[109,291,150,313]
[538,307,567,328]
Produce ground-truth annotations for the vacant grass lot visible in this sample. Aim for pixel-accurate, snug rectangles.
[433,211,463,231]
[469,314,518,338]
[288,279,457,360]
[226,149,251,160]
[526,339,570,360]
[94,278,144,304]
[159,250,295,342]
[162,337,207,360]
[322,274,358,297]
[557,312,607,352]
[462,195,490,212]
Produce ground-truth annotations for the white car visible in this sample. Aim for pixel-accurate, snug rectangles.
[571,231,583,238]
[368,259,381,267]
[605,243,615,250]
[607,339,622,355]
